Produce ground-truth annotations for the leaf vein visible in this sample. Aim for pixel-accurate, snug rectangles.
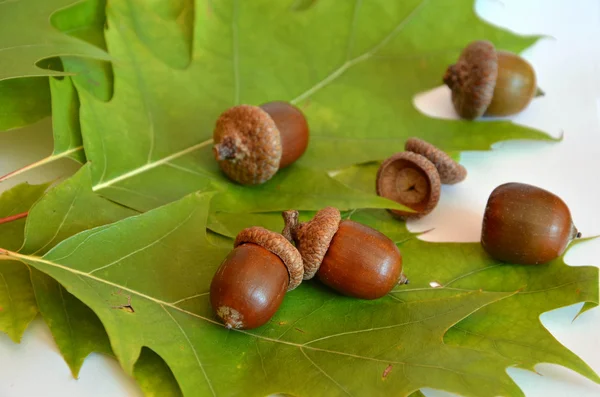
[162,304,216,397]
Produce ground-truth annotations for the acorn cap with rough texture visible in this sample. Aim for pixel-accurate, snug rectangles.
[376,152,441,219]
[405,137,467,184]
[213,105,282,185]
[235,226,304,290]
[443,40,498,120]
[282,207,341,280]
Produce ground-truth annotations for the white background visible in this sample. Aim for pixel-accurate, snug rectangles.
[0,0,599,396]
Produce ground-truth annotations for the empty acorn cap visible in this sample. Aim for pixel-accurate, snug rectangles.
[282,207,341,280]
[235,226,304,290]
[443,40,498,120]
[213,105,282,185]
[376,152,441,219]
[405,137,467,184]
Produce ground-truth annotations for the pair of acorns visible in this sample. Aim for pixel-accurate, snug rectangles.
[210,181,581,330]
[210,207,408,330]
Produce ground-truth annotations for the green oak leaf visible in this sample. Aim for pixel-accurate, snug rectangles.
[0,0,108,81]
[2,192,531,397]
[0,182,49,342]
[0,78,51,132]
[76,0,550,214]
[398,237,600,383]
[18,165,135,376]
[0,166,181,395]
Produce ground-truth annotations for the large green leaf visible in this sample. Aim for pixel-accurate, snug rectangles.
[76,0,551,214]
[0,0,108,81]
[3,192,534,397]
[0,182,48,342]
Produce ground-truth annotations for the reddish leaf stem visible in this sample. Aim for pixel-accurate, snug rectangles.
[0,211,28,226]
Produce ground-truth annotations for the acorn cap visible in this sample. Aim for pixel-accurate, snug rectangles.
[376,152,441,219]
[282,207,341,280]
[405,137,467,184]
[235,226,304,290]
[213,105,282,185]
[443,40,498,120]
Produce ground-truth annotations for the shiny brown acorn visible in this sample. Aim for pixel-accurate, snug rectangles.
[481,182,581,265]
[282,207,407,300]
[212,101,309,185]
[210,227,303,329]
[443,40,537,119]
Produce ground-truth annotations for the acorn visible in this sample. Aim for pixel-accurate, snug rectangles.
[282,207,407,300]
[212,101,309,185]
[443,40,537,119]
[210,227,303,329]
[481,182,581,265]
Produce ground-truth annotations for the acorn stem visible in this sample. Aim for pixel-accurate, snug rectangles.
[397,272,409,285]
[282,210,299,243]
[571,223,582,240]
[443,64,458,89]
[213,136,239,160]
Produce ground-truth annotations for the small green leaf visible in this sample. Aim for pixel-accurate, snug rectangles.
[0,182,49,342]
[49,76,86,163]
[15,165,135,375]
[51,0,113,101]
[29,269,113,375]
[0,78,51,132]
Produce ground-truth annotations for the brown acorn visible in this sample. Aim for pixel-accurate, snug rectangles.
[376,151,441,219]
[210,227,303,329]
[485,51,537,117]
[282,207,407,300]
[481,183,581,265]
[212,102,309,185]
[443,40,537,119]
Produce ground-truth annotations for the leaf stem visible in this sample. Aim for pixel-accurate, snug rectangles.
[0,146,83,184]
[0,211,28,225]
[92,138,214,191]
[0,248,14,260]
